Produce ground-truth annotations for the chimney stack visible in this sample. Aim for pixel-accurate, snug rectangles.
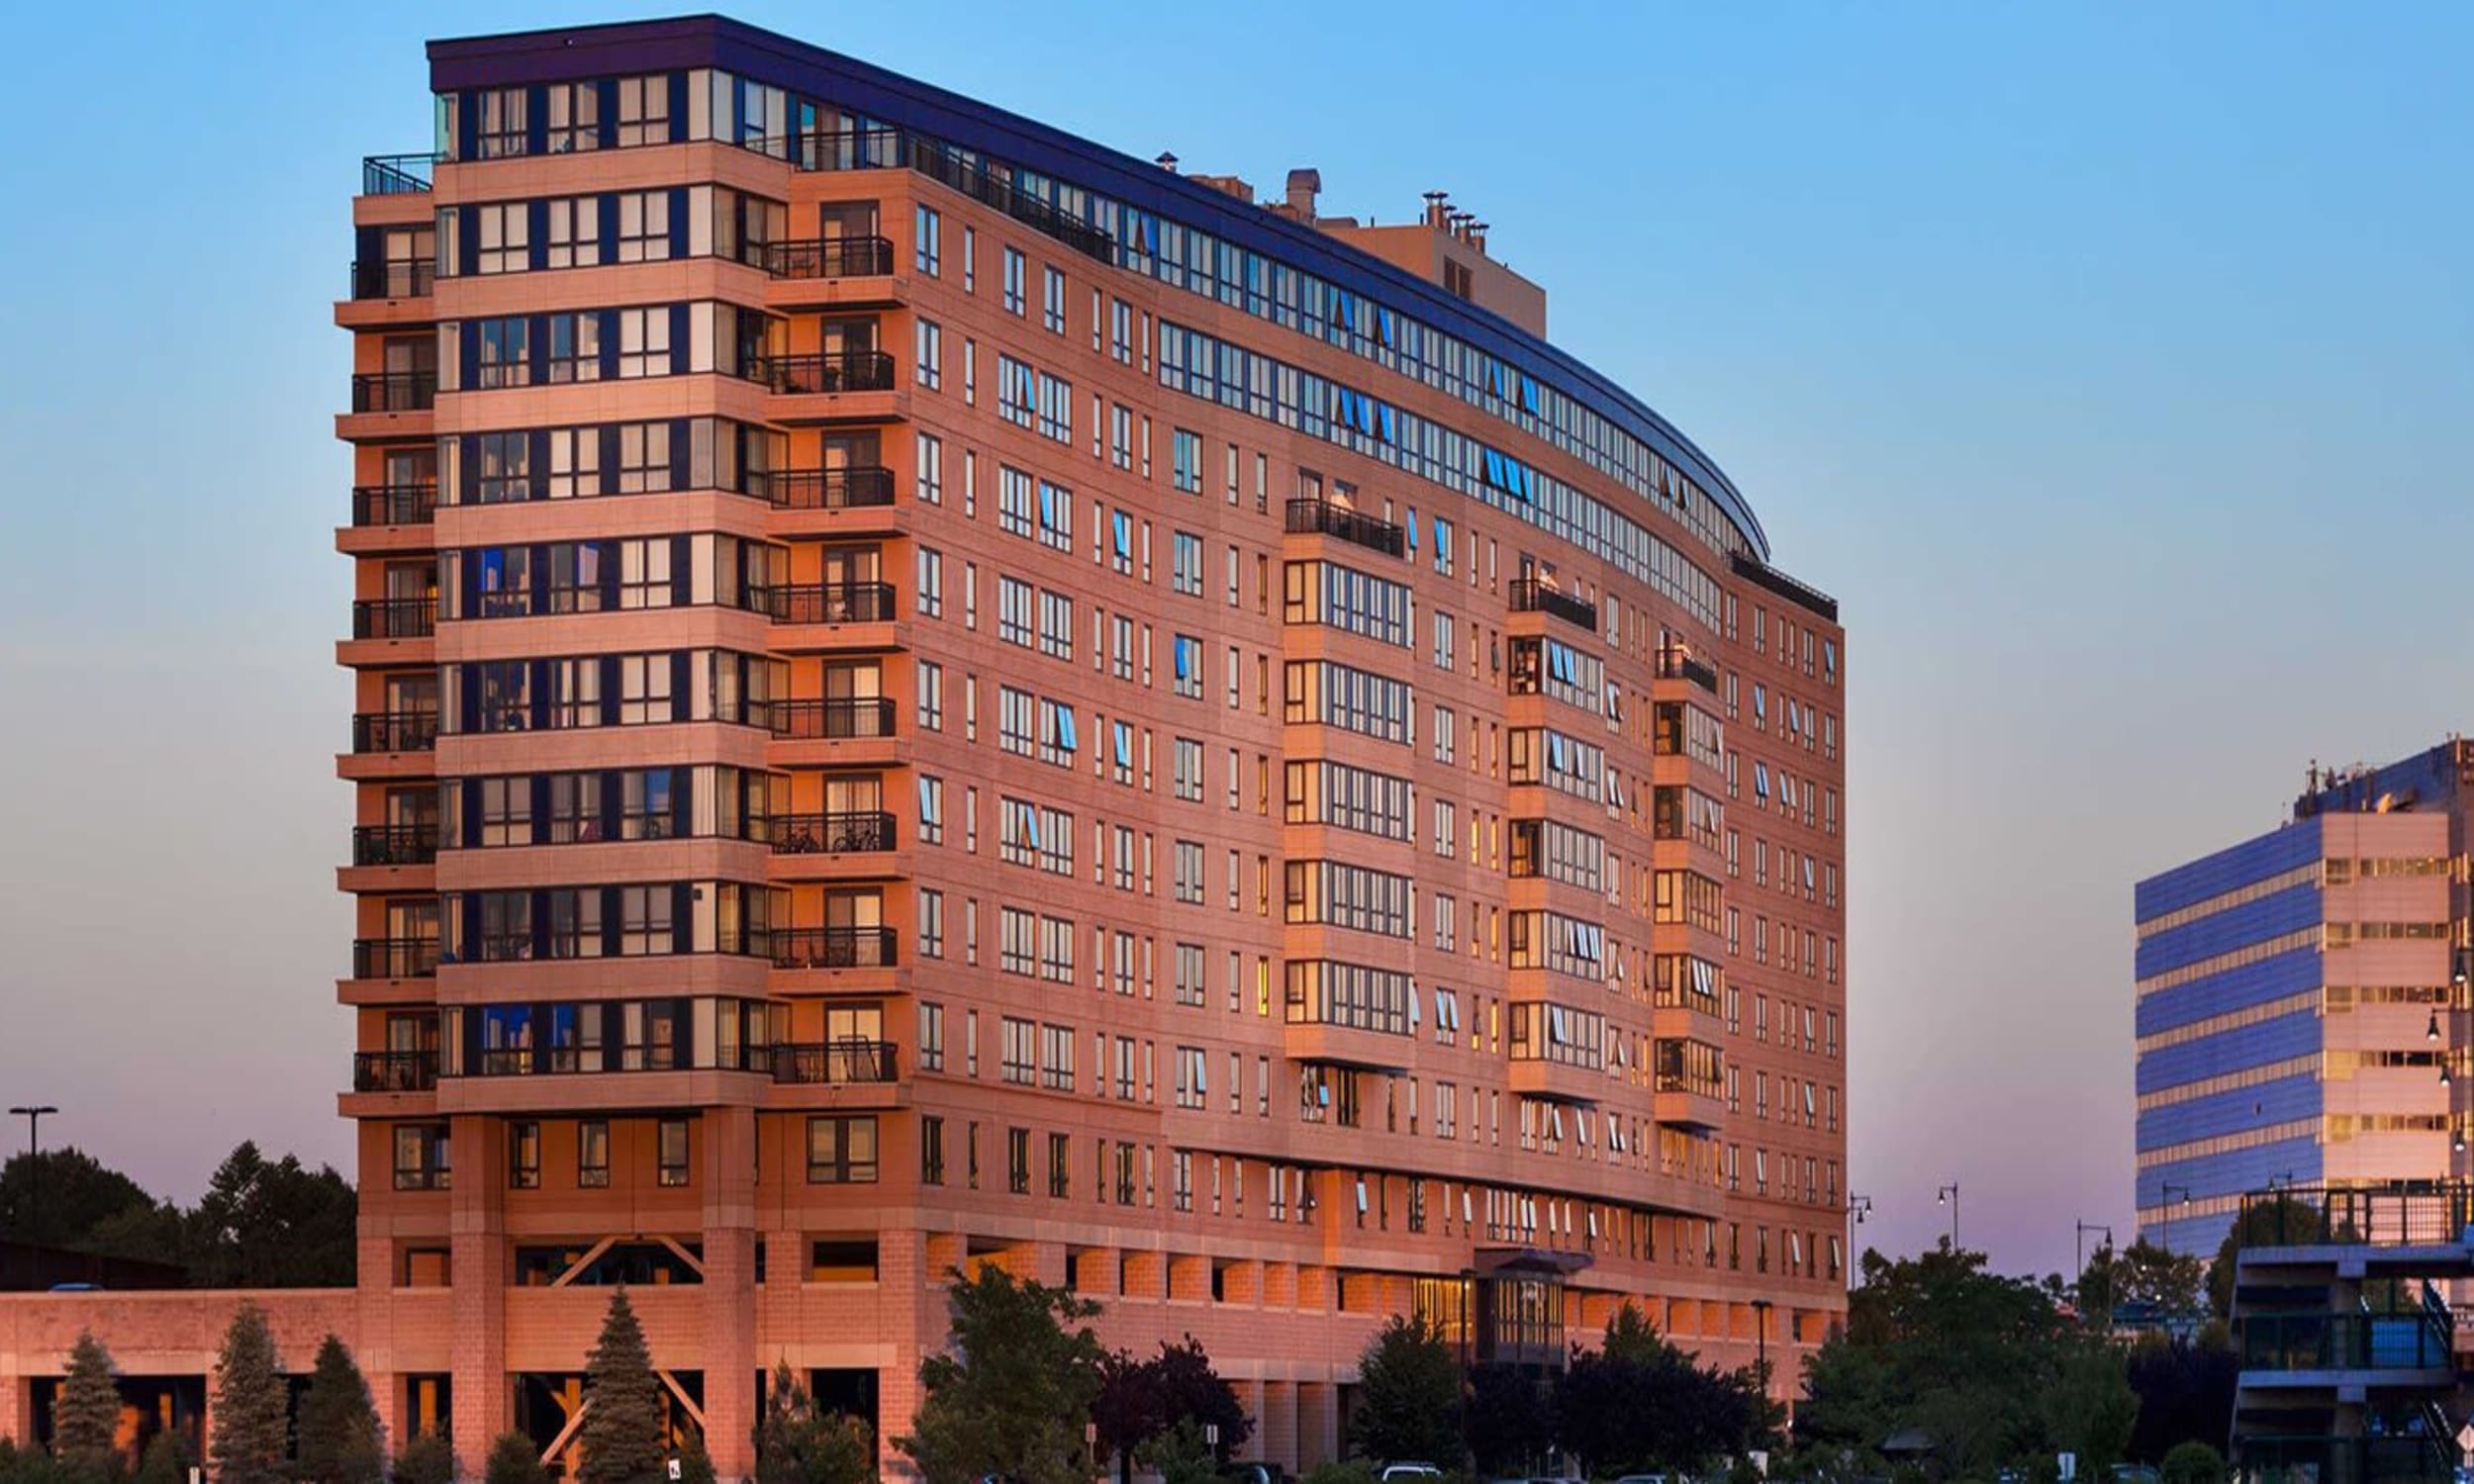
[1423,190,1450,230]
[1285,168,1322,223]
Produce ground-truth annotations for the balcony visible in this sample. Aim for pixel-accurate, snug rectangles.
[764,236,896,279]
[351,371,436,415]
[766,697,896,741]
[772,927,897,971]
[772,1041,899,1084]
[773,811,896,855]
[351,824,439,868]
[754,582,897,625]
[2240,1311,2453,1374]
[352,598,435,640]
[1285,499,1404,557]
[351,710,437,753]
[770,466,896,512]
[361,153,434,196]
[351,484,437,527]
[747,351,897,396]
[1655,645,1719,694]
[352,1051,438,1093]
[351,260,436,300]
[351,937,438,979]
[1509,577,1597,631]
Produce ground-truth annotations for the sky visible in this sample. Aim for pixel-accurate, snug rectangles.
[0,0,2468,1280]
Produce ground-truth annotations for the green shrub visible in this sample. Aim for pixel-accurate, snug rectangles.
[394,1433,459,1484]
[2160,1441,2224,1484]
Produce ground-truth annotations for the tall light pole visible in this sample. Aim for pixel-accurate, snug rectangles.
[10,1105,58,1290]
[2076,1221,2114,1326]
[1750,1297,1773,1405]
[1938,1183,1960,1250]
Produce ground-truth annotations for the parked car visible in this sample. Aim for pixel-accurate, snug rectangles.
[1381,1466,1444,1483]
[1613,1474,1671,1484]
[1224,1464,1291,1484]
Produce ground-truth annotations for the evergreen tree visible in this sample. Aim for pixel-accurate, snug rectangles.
[578,1291,669,1484]
[297,1336,384,1484]
[392,1434,458,1484]
[896,1265,1105,1484]
[131,1434,186,1484]
[53,1331,125,1477]
[483,1433,551,1484]
[209,1304,288,1484]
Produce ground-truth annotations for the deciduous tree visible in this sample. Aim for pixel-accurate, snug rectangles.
[896,1265,1105,1484]
[1347,1317,1462,1468]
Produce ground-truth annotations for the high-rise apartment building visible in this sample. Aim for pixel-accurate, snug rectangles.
[2136,743,2474,1256]
[1,16,1848,1474]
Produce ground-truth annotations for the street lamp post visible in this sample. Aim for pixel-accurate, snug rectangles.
[1750,1297,1773,1403]
[1937,1183,1960,1249]
[9,1105,58,1291]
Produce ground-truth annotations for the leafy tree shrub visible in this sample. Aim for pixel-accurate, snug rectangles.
[2160,1441,2224,1484]
[896,1265,1105,1484]
[483,1434,551,1484]
[392,1434,458,1484]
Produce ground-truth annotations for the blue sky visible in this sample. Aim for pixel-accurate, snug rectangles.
[0,0,2467,1278]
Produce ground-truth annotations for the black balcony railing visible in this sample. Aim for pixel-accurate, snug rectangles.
[773,811,896,855]
[764,235,896,279]
[2236,1183,2474,1248]
[772,927,898,971]
[773,1041,899,1084]
[742,127,1115,264]
[361,153,434,196]
[2238,1311,2452,1372]
[1285,499,1405,557]
[351,483,437,527]
[1509,577,1598,631]
[351,824,439,868]
[351,259,436,300]
[746,350,898,396]
[771,466,896,511]
[755,582,897,625]
[1655,645,1720,694]
[351,937,438,979]
[351,709,437,753]
[767,697,897,741]
[350,371,436,414]
[352,1050,438,1093]
[352,597,436,640]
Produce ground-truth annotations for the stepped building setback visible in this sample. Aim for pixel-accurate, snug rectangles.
[0,16,1849,1475]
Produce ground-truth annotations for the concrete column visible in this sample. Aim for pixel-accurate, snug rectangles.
[702,1106,759,1482]
[448,1114,509,1471]
[0,1372,29,1447]
[1296,1381,1338,1472]
[1259,1381,1296,1474]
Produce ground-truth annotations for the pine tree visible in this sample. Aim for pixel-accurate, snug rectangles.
[482,1433,551,1484]
[132,1434,187,1484]
[297,1336,384,1484]
[577,1290,668,1484]
[210,1304,288,1484]
[53,1331,125,1478]
[392,1434,458,1484]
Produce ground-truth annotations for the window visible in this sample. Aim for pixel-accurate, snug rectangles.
[1003,247,1026,314]
[916,547,944,618]
[476,204,527,275]
[508,1122,540,1189]
[807,1116,880,1183]
[917,776,945,845]
[474,316,528,388]
[616,75,670,146]
[920,1116,945,1184]
[915,319,943,390]
[915,431,943,505]
[476,87,526,158]
[577,1121,610,1187]
[656,1119,691,1186]
[617,191,671,262]
[547,312,600,382]
[393,1124,449,1191]
[914,205,941,276]
[1172,532,1203,596]
[1173,429,1202,493]
[1043,266,1067,333]
[618,308,670,377]
[546,82,599,152]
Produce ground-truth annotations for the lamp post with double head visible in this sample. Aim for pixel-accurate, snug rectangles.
[9,1105,58,1290]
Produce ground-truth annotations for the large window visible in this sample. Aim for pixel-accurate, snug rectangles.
[807,1116,880,1183]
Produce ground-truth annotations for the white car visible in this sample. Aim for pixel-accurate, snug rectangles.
[1381,1467,1443,1483]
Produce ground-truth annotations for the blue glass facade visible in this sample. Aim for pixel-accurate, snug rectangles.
[2135,819,2328,1255]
